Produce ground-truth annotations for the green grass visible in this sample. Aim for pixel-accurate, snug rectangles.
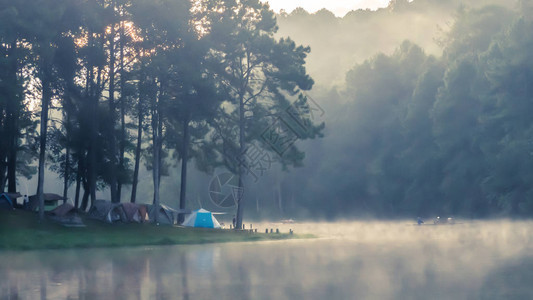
[0,210,310,251]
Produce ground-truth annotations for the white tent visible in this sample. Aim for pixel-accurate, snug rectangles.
[182,209,222,228]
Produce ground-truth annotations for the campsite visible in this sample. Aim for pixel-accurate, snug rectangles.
[1,189,301,251]
[0,208,300,251]
[0,188,301,251]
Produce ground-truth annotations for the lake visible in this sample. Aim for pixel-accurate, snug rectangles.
[1,220,532,299]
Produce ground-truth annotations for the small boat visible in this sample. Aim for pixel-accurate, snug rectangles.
[412,216,463,226]
[433,216,456,225]
[281,219,295,224]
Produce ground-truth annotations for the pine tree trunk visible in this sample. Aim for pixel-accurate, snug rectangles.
[80,179,89,211]
[178,116,190,224]
[151,82,163,223]
[6,115,17,193]
[0,163,6,192]
[6,40,19,194]
[0,136,6,192]
[89,63,102,206]
[152,113,160,223]
[130,76,144,203]
[82,39,91,210]
[278,182,283,216]
[130,114,143,203]
[118,12,126,200]
[74,159,81,209]
[236,93,245,230]
[87,31,98,208]
[63,111,71,202]
[0,89,6,192]
[37,67,51,221]
[107,1,119,203]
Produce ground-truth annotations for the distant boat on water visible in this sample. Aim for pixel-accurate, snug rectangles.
[414,216,461,226]
[281,219,295,224]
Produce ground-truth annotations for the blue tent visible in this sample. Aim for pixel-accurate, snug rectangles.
[0,193,19,210]
[182,209,221,228]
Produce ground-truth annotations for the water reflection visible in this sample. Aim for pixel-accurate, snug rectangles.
[0,220,531,299]
[480,256,533,299]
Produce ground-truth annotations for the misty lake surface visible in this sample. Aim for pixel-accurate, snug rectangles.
[1,220,532,300]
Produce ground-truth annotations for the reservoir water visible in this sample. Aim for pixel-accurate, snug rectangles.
[1,220,532,299]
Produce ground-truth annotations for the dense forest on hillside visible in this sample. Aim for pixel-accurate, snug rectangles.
[276,0,515,87]
[2,0,533,221]
[280,0,533,218]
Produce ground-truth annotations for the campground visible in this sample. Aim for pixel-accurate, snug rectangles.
[0,210,311,251]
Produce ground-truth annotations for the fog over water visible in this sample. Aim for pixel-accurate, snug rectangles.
[1,220,532,299]
[2,1,533,298]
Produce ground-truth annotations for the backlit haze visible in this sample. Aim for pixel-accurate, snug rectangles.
[261,0,391,17]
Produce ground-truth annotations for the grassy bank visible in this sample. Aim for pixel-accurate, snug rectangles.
[0,210,311,251]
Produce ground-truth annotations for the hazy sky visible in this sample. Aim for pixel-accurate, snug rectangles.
[261,0,391,17]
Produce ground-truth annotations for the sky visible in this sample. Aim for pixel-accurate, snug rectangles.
[260,0,392,17]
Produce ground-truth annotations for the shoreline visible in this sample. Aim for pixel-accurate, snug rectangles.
[0,210,312,251]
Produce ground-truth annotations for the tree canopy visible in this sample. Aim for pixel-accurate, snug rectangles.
[2,0,533,221]
[0,0,320,223]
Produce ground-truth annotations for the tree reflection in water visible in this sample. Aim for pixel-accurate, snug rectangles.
[0,220,531,299]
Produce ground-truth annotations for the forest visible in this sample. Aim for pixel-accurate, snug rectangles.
[0,0,320,226]
[1,0,533,222]
[279,0,533,218]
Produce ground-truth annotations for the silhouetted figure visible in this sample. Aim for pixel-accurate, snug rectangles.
[232,215,236,229]
[23,195,29,210]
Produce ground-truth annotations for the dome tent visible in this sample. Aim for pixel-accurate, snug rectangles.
[182,209,221,228]
[0,192,19,210]
[88,200,127,223]
[147,204,178,225]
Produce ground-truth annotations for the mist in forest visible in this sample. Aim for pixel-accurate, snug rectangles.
[3,0,533,220]
[262,0,533,219]
[276,0,516,87]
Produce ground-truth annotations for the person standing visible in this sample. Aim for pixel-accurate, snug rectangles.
[23,195,29,210]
